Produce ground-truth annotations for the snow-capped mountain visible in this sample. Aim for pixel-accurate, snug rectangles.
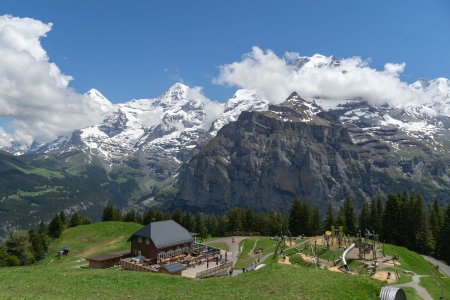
[15,83,275,179]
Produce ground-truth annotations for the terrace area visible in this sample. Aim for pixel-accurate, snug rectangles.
[120,242,233,278]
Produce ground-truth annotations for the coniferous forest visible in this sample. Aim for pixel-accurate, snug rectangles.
[1,192,449,267]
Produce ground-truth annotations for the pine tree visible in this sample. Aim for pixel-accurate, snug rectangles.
[28,229,44,261]
[183,212,196,232]
[308,207,321,236]
[59,211,67,228]
[226,208,242,233]
[102,205,114,221]
[436,204,450,264]
[38,221,49,253]
[414,195,434,254]
[171,209,183,225]
[375,198,384,233]
[194,213,208,238]
[382,194,399,244]
[69,213,82,228]
[288,199,302,236]
[358,201,370,235]
[48,214,64,238]
[242,208,254,232]
[323,202,335,231]
[343,197,356,235]
[123,210,137,222]
[429,199,443,243]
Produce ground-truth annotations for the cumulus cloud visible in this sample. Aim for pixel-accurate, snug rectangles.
[0,15,111,145]
[0,127,13,147]
[214,46,423,107]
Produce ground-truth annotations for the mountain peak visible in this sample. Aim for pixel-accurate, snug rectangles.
[85,88,113,112]
[163,83,190,101]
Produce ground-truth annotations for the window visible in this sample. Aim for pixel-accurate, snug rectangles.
[138,237,143,243]
[145,238,150,245]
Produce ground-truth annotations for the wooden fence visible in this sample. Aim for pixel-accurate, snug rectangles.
[196,261,233,279]
[120,259,157,272]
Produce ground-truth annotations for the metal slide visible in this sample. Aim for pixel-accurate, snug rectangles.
[341,243,356,272]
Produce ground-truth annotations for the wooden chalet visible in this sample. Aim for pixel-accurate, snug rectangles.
[128,220,194,264]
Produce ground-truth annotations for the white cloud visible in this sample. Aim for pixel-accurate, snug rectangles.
[187,86,225,129]
[214,46,423,107]
[0,15,111,145]
[0,127,13,147]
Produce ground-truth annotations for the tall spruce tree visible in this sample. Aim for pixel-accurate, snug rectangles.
[436,204,450,264]
[323,202,335,231]
[48,214,64,238]
[69,213,82,228]
[343,197,357,235]
[288,199,303,236]
[309,207,321,236]
[429,199,443,243]
[358,201,370,234]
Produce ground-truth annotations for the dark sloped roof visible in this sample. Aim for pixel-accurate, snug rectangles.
[130,220,193,249]
[162,262,186,273]
[87,250,130,261]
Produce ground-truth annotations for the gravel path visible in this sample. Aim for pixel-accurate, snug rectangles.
[392,275,432,300]
[421,255,450,277]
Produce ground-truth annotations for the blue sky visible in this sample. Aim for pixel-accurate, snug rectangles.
[2,0,450,103]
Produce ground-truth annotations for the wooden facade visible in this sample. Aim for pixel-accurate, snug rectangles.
[130,236,191,264]
[87,250,130,269]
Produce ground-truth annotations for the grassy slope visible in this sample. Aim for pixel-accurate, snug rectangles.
[38,221,142,267]
[383,243,449,297]
[0,222,383,299]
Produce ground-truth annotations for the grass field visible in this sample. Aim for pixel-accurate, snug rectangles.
[1,222,446,300]
[205,242,230,252]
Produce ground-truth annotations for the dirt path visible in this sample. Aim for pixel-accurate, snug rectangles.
[392,275,432,300]
[206,236,247,266]
[421,255,450,277]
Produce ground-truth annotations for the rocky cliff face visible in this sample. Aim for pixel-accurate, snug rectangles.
[176,93,450,212]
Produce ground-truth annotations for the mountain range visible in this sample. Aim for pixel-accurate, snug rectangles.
[1,54,450,236]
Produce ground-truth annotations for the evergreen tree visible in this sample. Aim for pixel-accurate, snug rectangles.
[414,195,434,254]
[123,210,137,222]
[28,229,45,261]
[429,199,443,243]
[288,199,303,236]
[38,221,49,253]
[323,202,335,231]
[308,207,321,236]
[242,208,254,232]
[436,204,450,264]
[48,214,64,238]
[382,194,399,243]
[80,216,92,225]
[183,212,195,232]
[171,209,183,225]
[375,198,384,233]
[226,208,242,233]
[102,205,121,221]
[358,201,370,234]
[194,213,208,238]
[59,211,67,228]
[342,197,357,235]
[5,231,34,265]
[368,199,377,232]
[69,213,82,228]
